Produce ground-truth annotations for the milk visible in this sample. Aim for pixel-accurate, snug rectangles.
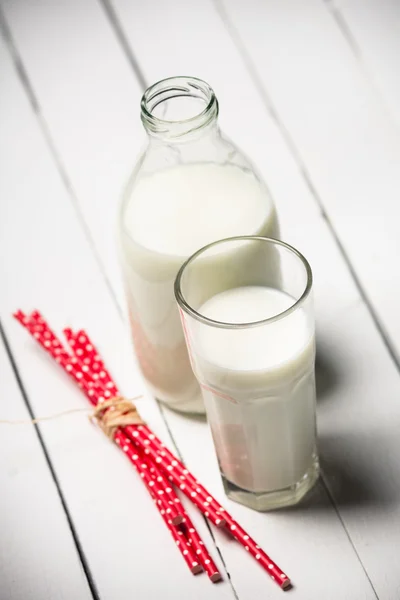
[119,163,279,413]
[192,286,317,495]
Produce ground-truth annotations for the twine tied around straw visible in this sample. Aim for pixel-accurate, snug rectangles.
[91,396,144,439]
[0,395,144,440]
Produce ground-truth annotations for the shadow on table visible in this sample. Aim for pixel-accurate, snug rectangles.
[315,342,341,401]
[289,429,400,514]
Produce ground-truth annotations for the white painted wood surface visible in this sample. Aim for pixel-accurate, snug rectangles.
[328,0,400,127]
[1,0,400,598]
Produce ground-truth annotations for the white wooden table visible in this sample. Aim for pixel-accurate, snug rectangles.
[1,1,400,598]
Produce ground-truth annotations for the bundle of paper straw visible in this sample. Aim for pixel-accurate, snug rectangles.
[14,310,291,590]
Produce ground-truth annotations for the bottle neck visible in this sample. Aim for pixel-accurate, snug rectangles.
[141,76,219,141]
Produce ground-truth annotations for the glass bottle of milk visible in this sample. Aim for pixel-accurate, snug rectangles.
[118,76,279,414]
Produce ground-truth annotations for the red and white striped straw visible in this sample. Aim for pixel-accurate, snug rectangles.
[125,425,227,527]
[113,430,183,525]
[143,453,221,582]
[180,512,222,582]
[151,495,203,576]
[114,434,202,574]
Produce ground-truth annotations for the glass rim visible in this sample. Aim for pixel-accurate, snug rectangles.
[174,236,313,330]
[141,76,218,131]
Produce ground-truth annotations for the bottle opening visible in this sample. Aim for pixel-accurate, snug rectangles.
[141,76,218,138]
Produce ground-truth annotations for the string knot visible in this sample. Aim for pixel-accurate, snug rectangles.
[91,395,144,439]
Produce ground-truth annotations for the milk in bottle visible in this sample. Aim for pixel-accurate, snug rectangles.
[119,77,280,413]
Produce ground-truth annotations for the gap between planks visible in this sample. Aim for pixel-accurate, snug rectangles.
[323,0,400,139]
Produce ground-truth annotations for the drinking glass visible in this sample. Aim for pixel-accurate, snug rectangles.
[175,236,319,510]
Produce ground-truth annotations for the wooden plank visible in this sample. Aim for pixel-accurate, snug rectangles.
[0,0,387,597]
[0,18,230,600]
[328,0,400,128]
[0,336,94,600]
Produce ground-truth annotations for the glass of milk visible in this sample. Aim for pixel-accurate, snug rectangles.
[118,76,279,415]
[175,236,319,510]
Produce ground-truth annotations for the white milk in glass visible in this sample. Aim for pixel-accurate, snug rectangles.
[119,163,279,413]
[193,286,317,499]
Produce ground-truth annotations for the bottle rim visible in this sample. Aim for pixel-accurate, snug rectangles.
[141,76,218,138]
